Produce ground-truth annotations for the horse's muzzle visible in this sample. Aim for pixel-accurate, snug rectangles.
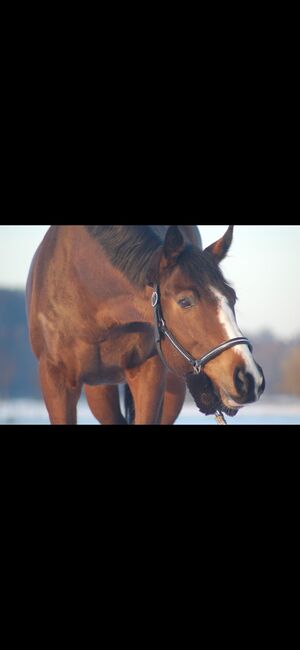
[233,363,265,404]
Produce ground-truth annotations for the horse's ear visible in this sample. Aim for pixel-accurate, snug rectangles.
[147,226,185,285]
[204,225,234,263]
[163,226,185,263]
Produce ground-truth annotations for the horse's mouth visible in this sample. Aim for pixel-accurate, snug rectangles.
[218,392,243,417]
[186,372,240,418]
[219,402,239,417]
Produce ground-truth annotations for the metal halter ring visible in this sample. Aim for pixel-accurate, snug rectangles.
[151,291,159,308]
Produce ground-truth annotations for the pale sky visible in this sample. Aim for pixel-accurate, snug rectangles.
[0,225,299,341]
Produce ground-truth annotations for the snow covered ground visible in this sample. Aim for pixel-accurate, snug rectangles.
[0,394,299,425]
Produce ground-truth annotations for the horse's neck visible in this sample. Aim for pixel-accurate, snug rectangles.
[151,225,202,249]
[179,226,202,249]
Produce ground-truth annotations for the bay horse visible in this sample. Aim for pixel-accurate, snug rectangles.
[26,225,265,425]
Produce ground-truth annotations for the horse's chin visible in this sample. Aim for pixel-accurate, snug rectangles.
[218,390,245,417]
[219,403,239,417]
[186,372,239,419]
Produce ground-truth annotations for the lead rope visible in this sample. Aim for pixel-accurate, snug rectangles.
[215,410,228,425]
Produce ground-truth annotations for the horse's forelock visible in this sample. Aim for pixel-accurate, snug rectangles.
[174,244,234,298]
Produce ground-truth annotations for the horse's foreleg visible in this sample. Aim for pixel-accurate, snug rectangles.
[85,385,127,425]
[39,356,81,425]
[125,357,166,425]
[161,373,186,425]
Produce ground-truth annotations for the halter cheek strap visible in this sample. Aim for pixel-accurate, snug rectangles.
[152,284,253,375]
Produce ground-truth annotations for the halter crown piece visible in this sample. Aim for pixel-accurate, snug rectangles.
[151,284,253,425]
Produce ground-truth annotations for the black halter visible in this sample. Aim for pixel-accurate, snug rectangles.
[151,284,253,375]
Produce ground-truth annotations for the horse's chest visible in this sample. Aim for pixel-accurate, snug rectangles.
[83,326,155,385]
[102,328,154,368]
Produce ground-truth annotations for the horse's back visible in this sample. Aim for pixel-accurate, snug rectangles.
[27,225,202,308]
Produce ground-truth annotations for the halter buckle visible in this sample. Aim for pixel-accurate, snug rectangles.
[151,291,159,308]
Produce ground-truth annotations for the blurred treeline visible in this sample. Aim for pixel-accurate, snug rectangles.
[0,290,41,398]
[0,289,300,400]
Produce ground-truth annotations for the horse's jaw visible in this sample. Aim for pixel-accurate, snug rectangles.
[186,372,239,418]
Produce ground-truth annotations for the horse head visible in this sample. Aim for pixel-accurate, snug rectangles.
[151,225,265,417]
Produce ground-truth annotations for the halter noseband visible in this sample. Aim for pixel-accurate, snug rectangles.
[151,284,253,375]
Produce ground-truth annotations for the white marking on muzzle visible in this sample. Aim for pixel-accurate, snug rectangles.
[210,288,263,399]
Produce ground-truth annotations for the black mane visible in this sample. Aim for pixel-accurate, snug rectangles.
[85,226,234,298]
[85,225,162,287]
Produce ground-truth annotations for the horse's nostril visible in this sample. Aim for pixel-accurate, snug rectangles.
[234,366,256,402]
[234,366,247,393]
[237,369,246,385]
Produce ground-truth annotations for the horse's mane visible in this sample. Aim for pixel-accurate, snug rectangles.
[85,225,234,297]
[85,225,162,287]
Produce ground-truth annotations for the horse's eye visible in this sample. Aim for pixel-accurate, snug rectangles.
[178,297,193,308]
